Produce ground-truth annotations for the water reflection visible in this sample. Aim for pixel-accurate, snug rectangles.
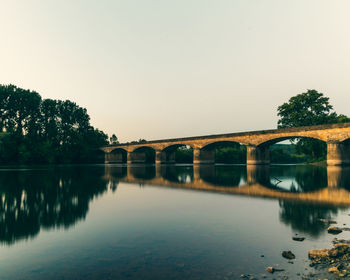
[1,164,350,245]
[105,164,350,237]
[161,165,193,183]
[279,200,338,237]
[0,166,110,245]
[270,165,328,192]
[106,164,350,196]
[200,165,246,186]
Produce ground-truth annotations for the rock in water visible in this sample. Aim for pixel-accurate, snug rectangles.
[266,267,274,273]
[266,266,284,273]
[308,249,329,260]
[328,226,343,234]
[292,236,305,242]
[282,250,296,260]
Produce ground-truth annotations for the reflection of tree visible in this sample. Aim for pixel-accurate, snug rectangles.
[162,166,193,183]
[130,166,155,180]
[279,200,338,237]
[0,167,109,245]
[200,165,245,187]
[295,166,327,192]
[106,166,127,179]
[269,165,327,192]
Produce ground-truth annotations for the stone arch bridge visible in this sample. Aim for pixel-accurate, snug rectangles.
[101,123,350,165]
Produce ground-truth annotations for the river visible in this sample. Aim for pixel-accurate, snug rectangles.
[0,164,349,279]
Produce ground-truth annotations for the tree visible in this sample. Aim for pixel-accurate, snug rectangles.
[277,89,350,160]
[0,84,109,164]
[277,90,338,128]
[129,138,147,144]
[110,134,119,145]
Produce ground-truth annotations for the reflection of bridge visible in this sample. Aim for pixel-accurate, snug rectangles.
[104,165,350,206]
[102,123,350,165]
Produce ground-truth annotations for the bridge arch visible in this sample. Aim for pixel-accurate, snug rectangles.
[161,165,194,183]
[106,148,128,163]
[129,146,156,164]
[128,165,156,180]
[199,165,246,186]
[160,144,193,164]
[247,134,327,164]
[162,143,194,151]
[200,140,246,164]
[200,140,244,149]
[251,136,327,165]
[256,135,325,148]
[340,138,350,144]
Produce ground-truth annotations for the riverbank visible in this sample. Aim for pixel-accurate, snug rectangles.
[239,220,350,279]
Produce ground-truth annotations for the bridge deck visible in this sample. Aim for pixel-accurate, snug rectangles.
[104,122,350,148]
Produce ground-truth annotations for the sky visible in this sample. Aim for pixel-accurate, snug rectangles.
[1,0,350,142]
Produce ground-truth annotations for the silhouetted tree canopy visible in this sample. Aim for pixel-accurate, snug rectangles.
[110,134,119,145]
[0,84,108,164]
[277,90,341,128]
[277,90,350,161]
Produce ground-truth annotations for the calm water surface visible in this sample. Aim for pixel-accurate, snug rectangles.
[0,164,350,279]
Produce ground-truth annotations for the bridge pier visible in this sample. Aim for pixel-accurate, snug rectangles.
[246,145,270,165]
[246,165,270,184]
[155,150,163,164]
[127,151,133,164]
[327,142,350,165]
[155,150,176,164]
[155,164,163,177]
[327,166,342,188]
[193,148,215,164]
[105,152,110,164]
[193,164,201,181]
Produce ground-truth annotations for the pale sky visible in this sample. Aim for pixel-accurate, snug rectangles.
[1,0,350,142]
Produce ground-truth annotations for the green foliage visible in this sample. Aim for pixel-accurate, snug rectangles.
[270,144,308,163]
[175,146,193,163]
[110,134,119,145]
[294,139,327,161]
[0,84,108,164]
[172,144,246,164]
[277,90,338,128]
[214,143,246,164]
[336,114,350,123]
[143,148,155,163]
[129,138,147,144]
[277,89,350,161]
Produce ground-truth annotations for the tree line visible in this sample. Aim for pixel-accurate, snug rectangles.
[1,85,348,165]
[0,84,108,164]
